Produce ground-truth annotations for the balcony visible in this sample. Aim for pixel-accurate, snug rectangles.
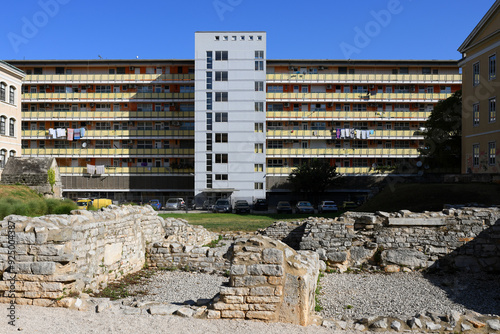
[267,166,383,175]
[266,148,419,158]
[266,129,423,139]
[266,110,431,121]
[266,92,452,103]
[22,110,195,121]
[23,73,195,84]
[22,148,194,157]
[59,166,194,175]
[22,129,194,139]
[22,92,195,102]
[266,73,462,84]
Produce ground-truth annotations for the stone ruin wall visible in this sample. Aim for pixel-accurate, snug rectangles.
[0,205,165,307]
[262,207,500,273]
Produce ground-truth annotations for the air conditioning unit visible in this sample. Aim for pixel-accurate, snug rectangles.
[326,84,332,89]
[130,66,135,71]
[284,103,290,108]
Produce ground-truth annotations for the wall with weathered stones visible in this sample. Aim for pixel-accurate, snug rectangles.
[208,236,320,326]
[261,207,500,273]
[0,205,165,307]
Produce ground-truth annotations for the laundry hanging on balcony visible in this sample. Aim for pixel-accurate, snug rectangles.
[74,129,81,140]
[87,164,96,174]
[87,164,106,175]
[67,129,74,141]
[56,128,66,138]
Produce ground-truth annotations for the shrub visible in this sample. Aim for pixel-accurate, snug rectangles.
[45,198,60,214]
[0,201,15,220]
[53,199,78,215]
[12,202,29,216]
[27,200,48,216]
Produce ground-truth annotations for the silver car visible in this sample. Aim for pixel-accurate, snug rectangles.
[165,198,185,210]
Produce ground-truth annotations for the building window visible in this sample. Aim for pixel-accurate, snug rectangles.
[9,86,15,104]
[255,61,264,71]
[215,92,228,101]
[254,123,264,132]
[422,67,431,74]
[206,154,212,172]
[215,51,228,61]
[473,144,480,167]
[0,150,5,168]
[489,142,496,165]
[137,140,153,149]
[215,71,228,81]
[95,85,111,93]
[473,62,480,86]
[254,182,263,189]
[267,85,283,93]
[206,133,212,151]
[215,112,228,122]
[255,51,264,59]
[255,102,264,111]
[473,103,480,126]
[206,174,213,189]
[207,51,213,69]
[215,174,228,180]
[9,119,15,136]
[207,92,212,110]
[0,83,6,101]
[215,154,228,163]
[489,97,496,122]
[206,113,212,131]
[255,81,264,91]
[489,54,496,80]
[254,164,263,172]
[0,116,6,135]
[399,67,409,74]
[254,143,263,153]
[96,140,112,148]
[206,72,212,90]
[215,133,228,143]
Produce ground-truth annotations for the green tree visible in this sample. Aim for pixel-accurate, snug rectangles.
[287,159,339,194]
[419,90,462,169]
[47,168,56,193]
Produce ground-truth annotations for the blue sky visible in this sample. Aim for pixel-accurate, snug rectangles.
[1,0,495,61]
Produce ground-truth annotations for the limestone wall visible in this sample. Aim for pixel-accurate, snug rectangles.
[261,207,500,273]
[0,205,165,306]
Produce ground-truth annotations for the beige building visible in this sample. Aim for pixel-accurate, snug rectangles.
[0,60,25,176]
[458,0,500,174]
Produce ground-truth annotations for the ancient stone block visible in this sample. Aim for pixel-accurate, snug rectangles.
[262,248,283,264]
[249,286,275,296]
[246,311,275,320]
[221,310,245,318]
[31,262,56,275]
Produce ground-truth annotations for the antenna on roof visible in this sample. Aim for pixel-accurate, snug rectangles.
[98,55,103,59]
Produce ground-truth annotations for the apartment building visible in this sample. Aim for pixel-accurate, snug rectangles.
[7,59,195,202]
[0,60,24,177]
[458,0,500,174]
[7,32,462,202]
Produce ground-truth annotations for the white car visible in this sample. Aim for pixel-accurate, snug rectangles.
[318,200,338,213]
[164,198,185,210]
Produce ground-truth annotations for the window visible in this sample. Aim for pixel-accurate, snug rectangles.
[95,85,111,93]
[215,154,228,163]
[267,159,283,167]
[215,112,228,122]
[215,51,228,61]
[137,140,153,149]
[489,55,496,80]
[254,143,264,153]
[206,154,213,172]
[9,87,15,104]
[96,140,111,148]
[267,85,283,93]
[215,71,228,81]
[206,92,212,110]
[55,67,64,74]
[207,51,213,69]
[215,133,228,143]
[215,174,228,180]
[255,51,264,59]
[255,81,264,91]
[489,142,496,165]
[206,113,212,131]
[255,61,264,71]
[394,122,410,130]
[440,86,451,93]
[255,102,264,111]
[0,116,5,135]
[215,92,228,101]
[473,62,480,86]
[0,150,5,168]
[254,164,263,172]
[422,67,431,74]
[34,68,42,75]
[9,119,15,136]
[399,67,409,74]
[137,122,153,130]
[206,133,212,151]
[54,86,65,93]
[473,103,480,126]
[473,144,480,167]
[254,123,264,132]
[0,83,5,101]
[267,141,283,148]
[96,122,111,130]
[489,97,496,122]
[254,182,264,189]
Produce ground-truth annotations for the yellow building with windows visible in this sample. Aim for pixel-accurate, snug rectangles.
[458,0,500,174]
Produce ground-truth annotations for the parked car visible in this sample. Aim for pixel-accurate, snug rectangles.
[92,198,112,209]
[342,201,358,211]
[76,198,92,210]
[212,199,232,213]
[148,199,162,210]
[234,200,250,214]
[295,201,314,214]
[202,200,215,211]
[318,200,338,213]
[253,198,268,211]
[276,201,293,214]
[165,198,186,210]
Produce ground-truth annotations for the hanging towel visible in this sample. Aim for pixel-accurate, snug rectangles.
[48,128,56,138]
[67,128,74,141]
[370,130,375,135]
[336,128,340,139]
[361,130,367,139]
[96,165,105,174]
[345,128,350,138]
[341,128,346,138]
[87,164,95,174]
[80,127,85,138]
[56,128,66,138]
[74,129,81,140]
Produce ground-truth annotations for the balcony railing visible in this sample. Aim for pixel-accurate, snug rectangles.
[266,92,452,102]
[22,148,194,157]
[266,148,419,157]
[22,92,195,101]
[22,129,194,139]
[267,166,382,175]
[266,129,423,139]
[266,110,431,121]
[59,166,194,175]
[22,111,195,120]
[23,73,195,83]
[266,73,461,84]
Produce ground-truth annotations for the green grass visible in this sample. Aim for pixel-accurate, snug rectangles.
[356,182,500,213]
[159,212,340,233]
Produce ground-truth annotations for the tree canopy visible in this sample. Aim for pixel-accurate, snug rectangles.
[419,90,462,169]
[287,159,339,193]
